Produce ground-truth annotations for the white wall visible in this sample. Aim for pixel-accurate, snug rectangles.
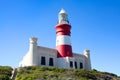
[20,46,91,70]
[37,46,57,67]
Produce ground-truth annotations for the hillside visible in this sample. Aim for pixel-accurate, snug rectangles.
[16,66,120,80]
[0,66,120,80]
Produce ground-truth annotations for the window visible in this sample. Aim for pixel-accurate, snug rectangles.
[74,61,77,69]
[80,62,83,69]
[41,56,46,65]
[70,61,73,68]
[49,58,54,66]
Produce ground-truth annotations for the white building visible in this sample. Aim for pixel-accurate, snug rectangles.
[19,9,91,70]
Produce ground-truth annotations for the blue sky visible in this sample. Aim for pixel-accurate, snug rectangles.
[0,0,120,76]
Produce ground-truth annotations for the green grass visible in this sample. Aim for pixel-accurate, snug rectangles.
[16,66,120,80]
[0,66,119,80]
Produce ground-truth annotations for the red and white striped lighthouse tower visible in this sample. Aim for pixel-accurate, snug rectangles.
[55,9,73,58]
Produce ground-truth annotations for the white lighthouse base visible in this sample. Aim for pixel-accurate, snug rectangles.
[57,57,70,68]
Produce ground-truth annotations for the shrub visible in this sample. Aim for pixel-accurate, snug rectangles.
[0,66,12,80]
[0,75,10,80]
[73,69,97,79]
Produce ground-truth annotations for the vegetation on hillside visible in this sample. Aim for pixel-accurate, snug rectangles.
[0,66,13,80]
[0,66,119,80]
[16,66,120,80]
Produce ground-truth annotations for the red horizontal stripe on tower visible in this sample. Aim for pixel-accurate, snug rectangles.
[57,45,73,57]
[56,24,71,36]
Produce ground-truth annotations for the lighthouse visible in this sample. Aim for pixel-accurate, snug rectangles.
[19,9,91,70]
[55,9,73,68]
[56,9,72,58]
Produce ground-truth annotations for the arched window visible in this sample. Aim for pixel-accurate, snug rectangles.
[70,61,73,68]
[80,62,83,69]
[41,56,46,65]
[74,61,77,69]
[49,58,54,66]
